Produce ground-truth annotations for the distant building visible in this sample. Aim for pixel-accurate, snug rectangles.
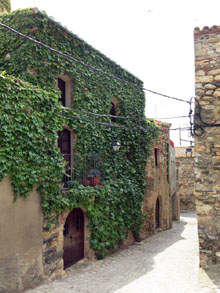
[175,146,195,211]
[141,122,180,238]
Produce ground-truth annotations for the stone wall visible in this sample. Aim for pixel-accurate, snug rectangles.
[176,147,195,211]
[0,176,44,293]
[170,141,179,220]
[141,123,175,238]
[194,26,220,267]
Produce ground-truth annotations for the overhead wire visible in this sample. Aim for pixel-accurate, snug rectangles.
[57,108,185,133]
[0,21,195,136]
[71,108,189,121]
[0,21,190,105]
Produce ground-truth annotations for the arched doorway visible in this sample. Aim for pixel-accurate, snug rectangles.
[63,208,84,269]
[155,198,160,229]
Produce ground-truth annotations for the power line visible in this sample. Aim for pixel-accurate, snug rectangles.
[0,21,190,104]
[148,115,189,120]
[57,108,186,133]
[73,109,189,121]
[58,108,161,133]
[71,108,146,121]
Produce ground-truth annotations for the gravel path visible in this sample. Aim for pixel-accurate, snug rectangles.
[26,212,214,293]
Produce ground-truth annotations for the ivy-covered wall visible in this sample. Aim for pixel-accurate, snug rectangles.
[0,8,159,258]
[0,0,11,14]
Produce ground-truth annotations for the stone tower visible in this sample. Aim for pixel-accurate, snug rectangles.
[0,0,11,15]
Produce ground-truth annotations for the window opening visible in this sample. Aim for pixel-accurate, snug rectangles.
[58,77,66,107]
[154,148,159,167]
[110,102,116,122]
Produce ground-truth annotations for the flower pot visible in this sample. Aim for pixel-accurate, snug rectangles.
[91,176,100,186]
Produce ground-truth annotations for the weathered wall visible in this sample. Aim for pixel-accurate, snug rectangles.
[170,141,180,221]
[0,176,43,292]
[141,125,173,238]
[194,26,220,267]
[175,147,195,211]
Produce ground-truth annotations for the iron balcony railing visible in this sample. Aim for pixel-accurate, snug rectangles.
[61,153,104,189]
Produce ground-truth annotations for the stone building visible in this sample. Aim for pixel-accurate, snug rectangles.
[141,122,179,238]
[194,26,220,267]
[170,140,179,220]
[0,7,157,292]
[175,146,195,211]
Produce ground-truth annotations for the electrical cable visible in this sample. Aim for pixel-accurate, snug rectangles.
[148,115,189,120]
[57,108,161,133]
[71,108,189,121]
[0,21,190,104]
[56,108,187,132]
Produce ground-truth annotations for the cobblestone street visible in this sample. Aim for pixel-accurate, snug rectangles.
[26,212,220,293]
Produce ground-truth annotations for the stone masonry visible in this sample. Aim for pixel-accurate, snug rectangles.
[175,147,195,211]
[141,122,174,238]
[194,26,220,267]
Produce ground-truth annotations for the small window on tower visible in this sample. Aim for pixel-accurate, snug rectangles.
[154,148,159,167]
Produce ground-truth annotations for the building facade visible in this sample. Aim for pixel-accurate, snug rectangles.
[194,26,220,267]
[0,8,158,292]
[141,122,179,238]
[175,146,195,211]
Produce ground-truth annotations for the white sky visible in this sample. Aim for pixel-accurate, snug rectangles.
[10,0,220,146]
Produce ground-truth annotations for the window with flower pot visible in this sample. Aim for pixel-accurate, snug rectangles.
[71,152,104,187]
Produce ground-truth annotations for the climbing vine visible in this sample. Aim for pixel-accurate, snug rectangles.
[0,9,159,258]
[0,0,11,13]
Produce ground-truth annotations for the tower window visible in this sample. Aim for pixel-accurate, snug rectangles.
[154,148,159,167]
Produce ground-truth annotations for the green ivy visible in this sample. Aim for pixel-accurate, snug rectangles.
[0,0,11,12]
[0,9,160,258]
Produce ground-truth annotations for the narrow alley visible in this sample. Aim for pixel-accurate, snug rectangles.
[25,212,218,293]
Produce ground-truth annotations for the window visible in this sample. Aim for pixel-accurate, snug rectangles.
[56,75,73,108]
[154,148,159,167]
[110,102,116,122]
[58,129,72,186]
[110,98,120,122]
[58,78,66,107]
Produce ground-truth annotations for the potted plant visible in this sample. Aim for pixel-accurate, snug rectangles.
[90,170,101,186]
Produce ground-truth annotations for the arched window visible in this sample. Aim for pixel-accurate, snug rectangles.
[110,102,116,122]
[110,98,120,122]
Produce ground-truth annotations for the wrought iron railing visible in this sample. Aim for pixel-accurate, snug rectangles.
[60,153,104,189]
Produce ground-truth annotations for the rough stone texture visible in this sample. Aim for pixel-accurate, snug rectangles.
[141,123,179,239]
[170,141,179,221]
[175,147,195,211]
[194,26,220,267]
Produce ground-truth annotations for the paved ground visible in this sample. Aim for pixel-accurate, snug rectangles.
[26,212,220,293]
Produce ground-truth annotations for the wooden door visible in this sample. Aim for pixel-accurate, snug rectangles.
[63,208,84,269]
[155,198,160,229]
